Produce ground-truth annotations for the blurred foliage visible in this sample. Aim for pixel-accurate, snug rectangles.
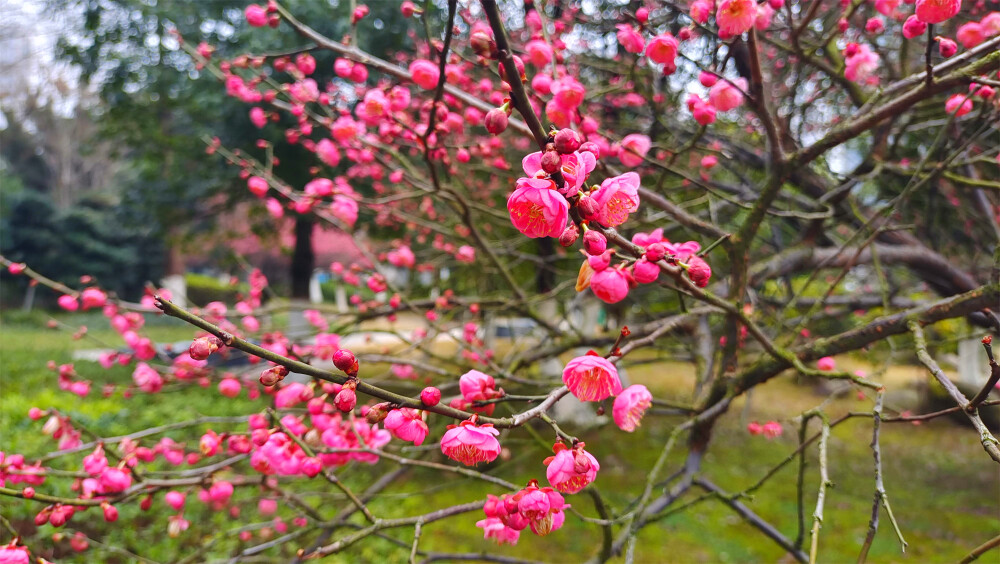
[47,0,413,244]
[184,271,247,305]
[0,190,164,301]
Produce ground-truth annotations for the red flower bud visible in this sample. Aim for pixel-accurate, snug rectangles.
[484,108,509,135]
[334,386,357,412]
[333,349,359,376]
[420,386,442,406]
[583,230,607,256]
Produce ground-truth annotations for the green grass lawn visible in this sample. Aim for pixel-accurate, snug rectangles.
[1,310,997,563]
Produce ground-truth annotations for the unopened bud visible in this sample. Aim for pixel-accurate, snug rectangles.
[540,150,561,174]
[558,224,579,247]
[579,141,601,159]
[189,337,221,360]
[484,108,509,135]
[577,195,599,219]
[470,31,497,59]
[553,129,582,154]
[645,242,666,262]
[366,402,391,423]
[497,55,526,84]
[583,230,607,255]
[334,386,357,412]
[420,386,442,406]
[333,349,359,376]
[259,365,288,387]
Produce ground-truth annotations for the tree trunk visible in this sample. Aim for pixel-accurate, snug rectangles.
[291,216,314,300]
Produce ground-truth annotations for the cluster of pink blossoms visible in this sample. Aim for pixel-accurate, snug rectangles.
[562,352,653,432]
[477,481,569,545]
[748,421,784,438]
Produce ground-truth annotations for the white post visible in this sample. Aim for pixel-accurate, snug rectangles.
[958,338,987,387]
[161,274,188,308]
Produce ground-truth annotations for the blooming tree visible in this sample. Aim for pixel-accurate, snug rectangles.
[2,0,1000,561]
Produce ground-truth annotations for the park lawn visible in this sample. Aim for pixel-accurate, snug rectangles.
[1,311,998,562]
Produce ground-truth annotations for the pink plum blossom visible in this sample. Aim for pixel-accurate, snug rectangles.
[562,354,622,401]
[613,384,653,432]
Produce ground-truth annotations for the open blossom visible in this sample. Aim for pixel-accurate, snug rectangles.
[507,177,569,238]
[440,420,501,465]
[0,545,30,564]
[613,384,653,432]
[617,134,651,168]
[645,33,678,66]
[545,442,600,493]
[562,354,622,401]
[524,39,553,67]
[915,0,961,24]
[383,408,429,446]
[716,0,757,36]
[844,44,880,85]
[709,79,746,112]
[549,76,586,110]
[591,172,640,227]
[690,0,712,23]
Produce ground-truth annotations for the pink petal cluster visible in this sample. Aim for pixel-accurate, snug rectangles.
[544,442,600,493]
[383,408,429,446]
[716,0,757,36]
[844,44,881,85]
[522,150,597,196]
[440,420,502,466]
[482,481,568,538]
[458,370,504,415]
[616,24,645,54]
[562,354,622,402]
[613,384,653,432]
[748,421,784,438]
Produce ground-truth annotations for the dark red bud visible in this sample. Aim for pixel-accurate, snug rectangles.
[333,349,359,376]
[583,230,607,256]
[577,195,599,219]
[558,224,579,247]
[553,129,582,154]
[540,150,561,174]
